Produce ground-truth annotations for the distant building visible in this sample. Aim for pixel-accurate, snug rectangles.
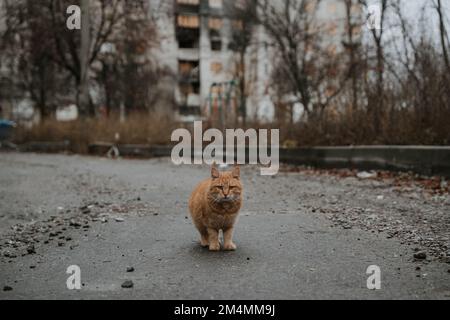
[153,0,362,123]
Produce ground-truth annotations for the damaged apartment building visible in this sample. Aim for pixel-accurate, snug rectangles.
[156,0,359,123]
[155,0,276,123]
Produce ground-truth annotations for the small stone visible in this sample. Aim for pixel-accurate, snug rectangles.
[121,280,134,289]
[26,245,36,254]
[3,286,13,291]
[415,266,421,271]
[70,221,81,227]
[81,206,91,214]
[126,267,135,273]
[115,218,125,222]
[357,171,377,179]
[58,242,65,247]
[414,251,427,260]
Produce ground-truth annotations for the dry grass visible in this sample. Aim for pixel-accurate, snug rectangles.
[13,112,177,153]
[12,106,450,154]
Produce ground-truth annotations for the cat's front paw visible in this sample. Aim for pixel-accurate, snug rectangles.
[223,242,237,251]
[200,239,209,248]
[209,243,221,251]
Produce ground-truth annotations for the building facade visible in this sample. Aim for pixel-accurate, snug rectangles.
[153,0,361,123]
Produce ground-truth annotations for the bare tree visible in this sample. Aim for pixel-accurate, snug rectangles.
[359,0,389,134]
[341,0,363,114]
[226,0,258,126]
[257,0,347,120]
[434,0,450,71]
[1,0,162,118]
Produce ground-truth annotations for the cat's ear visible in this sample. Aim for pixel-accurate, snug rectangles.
[232,164,240,179]
[211,162,220,179]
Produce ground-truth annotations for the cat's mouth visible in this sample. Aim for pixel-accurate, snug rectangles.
[212,196,238,206]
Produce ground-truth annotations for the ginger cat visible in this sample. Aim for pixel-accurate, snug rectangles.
[189,163,243,251]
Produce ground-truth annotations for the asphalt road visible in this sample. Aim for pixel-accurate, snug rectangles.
[0,152,449,299]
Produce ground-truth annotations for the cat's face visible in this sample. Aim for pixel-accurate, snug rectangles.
[207,164,242,212]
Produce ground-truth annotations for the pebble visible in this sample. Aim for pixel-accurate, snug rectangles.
[126,267,135,273]
[69,221,81,227]
[3,286,13,292]
[121,280,134,289]
[80,206,91,214]
[26,245,36,254]
[115,218,125,222]
[414,251,427,260]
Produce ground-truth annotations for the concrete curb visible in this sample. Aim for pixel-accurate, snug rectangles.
[17,141,71,153]
[88,143,172,158]
[87,143,450,177]
[280,146,450,177]
[8,142,450,177]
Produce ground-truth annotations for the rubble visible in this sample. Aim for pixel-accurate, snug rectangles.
[280,165,450,261]
[0,200,154,260]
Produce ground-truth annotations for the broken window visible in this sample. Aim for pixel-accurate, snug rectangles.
[177,28,200,48]
[208,18,223,51]
[178,60,200,81]
[176,15,200,49]
[178,60,200,111]
[177,15,199,28]
[210,29,222,51]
